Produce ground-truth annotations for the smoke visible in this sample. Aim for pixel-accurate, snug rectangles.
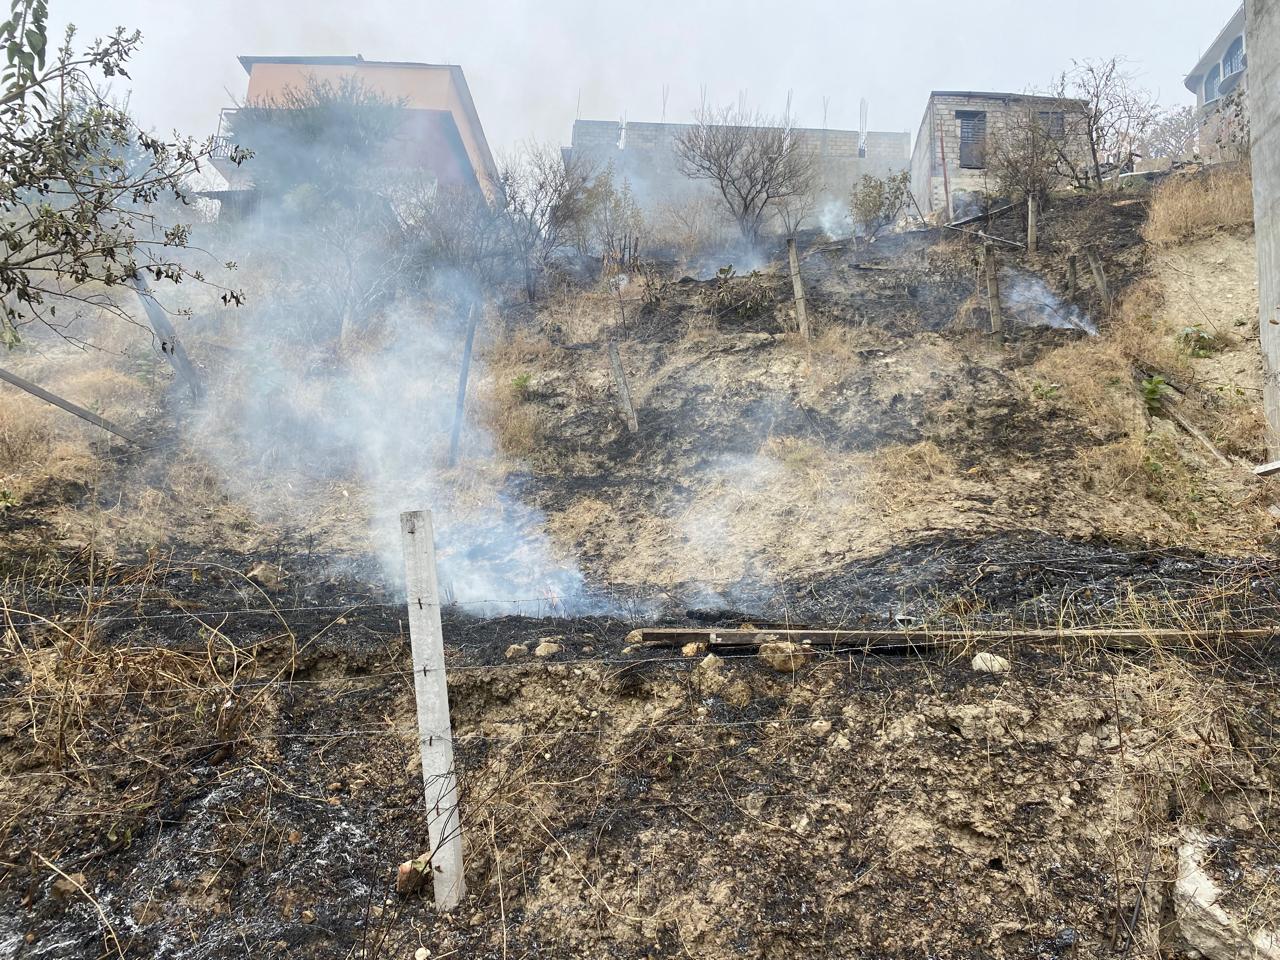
[817,198,852,239]
[999,265,1098,335]
[187,100,598,612]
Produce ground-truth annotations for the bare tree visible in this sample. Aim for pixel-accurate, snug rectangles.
[395,179,508,300]
[987,104,1074,203]
[500,142,595,301]
[1052,58,1159,188]
[674,102,816,249]
[1136,105,1200,160]
[773,183,816,239]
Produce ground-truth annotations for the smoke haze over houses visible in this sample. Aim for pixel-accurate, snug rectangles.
[52,0,1235,153]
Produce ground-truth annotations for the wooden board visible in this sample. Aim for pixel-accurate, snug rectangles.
[625,625,1278,654]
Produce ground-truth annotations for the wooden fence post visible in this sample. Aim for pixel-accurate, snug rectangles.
[1066,253,1078,301]
[447,303,479,468]
[984,243,1003,339]
[1026,195,1038,254]
[1086,249,1113,314]
[606,341,638,433]
[400,510,466,910]
[786,237,811,339]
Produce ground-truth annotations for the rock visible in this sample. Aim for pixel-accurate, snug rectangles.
[50,873,87,901]
[504,643,528,660]
[758,640,813,673]
[971,652,1011,674]
[414,948,430,960]
[811,719,833,735]
[1176,831,1280,960]
[533,641,563,658]
[831,733,852,751]
[396,855,430,896]
[246,561,285,591]
[681,641,706,657]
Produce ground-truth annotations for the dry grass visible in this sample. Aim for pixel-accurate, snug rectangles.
[538,283,619,345]
[796,325,885,396]
[866,441,957,509]
[0,396,56,475]
[1144,166,1254,247]
[1030,277,1193,441]
[1206,399,1271,461]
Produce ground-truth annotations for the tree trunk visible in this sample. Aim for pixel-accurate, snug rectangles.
[523,257,536,303]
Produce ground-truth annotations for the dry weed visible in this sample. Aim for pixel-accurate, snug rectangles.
[1144,166,1254,246]
[866,441,957,509]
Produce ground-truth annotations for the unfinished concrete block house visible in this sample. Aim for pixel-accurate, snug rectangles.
[909,91,1088,220]
[208,54,500,218]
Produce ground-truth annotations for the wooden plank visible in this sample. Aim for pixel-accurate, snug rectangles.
[625,625,1278,653]
[400,510,466,910]
[0,366,138,443]
[1254,459,1280,477]
[946,201,1017,230]
[1165,406,1241,474]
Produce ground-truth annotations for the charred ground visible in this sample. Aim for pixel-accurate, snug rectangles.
[3,169,1280,958]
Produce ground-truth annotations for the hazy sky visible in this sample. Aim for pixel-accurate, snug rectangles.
[52,0,1238,152]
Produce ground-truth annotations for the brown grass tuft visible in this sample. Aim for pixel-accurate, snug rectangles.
[1144,166,1254,246]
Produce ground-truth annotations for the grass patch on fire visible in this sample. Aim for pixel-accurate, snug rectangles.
[1144,165,1254,247]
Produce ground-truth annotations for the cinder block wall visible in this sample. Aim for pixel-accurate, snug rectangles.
[568,119,910,222]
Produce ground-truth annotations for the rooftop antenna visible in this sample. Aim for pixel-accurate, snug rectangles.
[859,97,869,158]
[576,88,582,121]
[661,84,669,124]
[821,94,830,158]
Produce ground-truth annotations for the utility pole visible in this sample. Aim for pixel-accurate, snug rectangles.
[1249,0,1280,453]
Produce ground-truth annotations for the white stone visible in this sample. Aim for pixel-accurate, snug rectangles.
[971,652,1011,674]
[1176,830,1280,960]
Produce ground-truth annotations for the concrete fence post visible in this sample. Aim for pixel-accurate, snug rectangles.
[400,510,466,910]
[607,341,639,433]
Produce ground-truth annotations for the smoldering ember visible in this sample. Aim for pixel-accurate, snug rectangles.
[2,1,1280,957]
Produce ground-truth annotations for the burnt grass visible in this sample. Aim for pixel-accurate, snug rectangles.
[5,186,1280,956]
